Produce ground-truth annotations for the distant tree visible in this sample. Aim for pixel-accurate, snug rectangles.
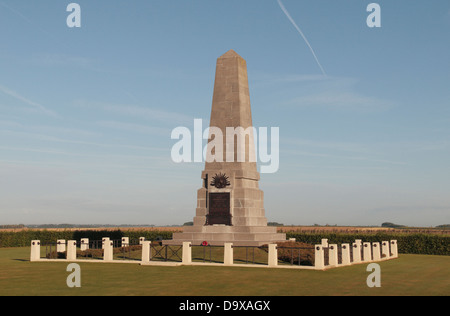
[381,222,405,228]
[268,222,284,226]
[183,221,194,226]
[0,224,25,229]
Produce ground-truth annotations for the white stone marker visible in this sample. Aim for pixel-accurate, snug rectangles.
[57,240,66,253]
[103,238,113,261]
[224,243,233,265]
[67,240,77,261]
[80,238,89,251]
[141,241,151,263]
[363,242,372,262]
[30,240,41,262]
[182,242,192,264]
[381,241,390,259]
[139,237,146,245]
[372,242,381,261]
[268,244,278,267]
[341,243,351,266]
[315,245,325,270]
[328,244,338,267]
[321,239,328,248]
[391,240,398,258]
[122,237,129,247]
[352,241,361,263]
[102,237,109,249]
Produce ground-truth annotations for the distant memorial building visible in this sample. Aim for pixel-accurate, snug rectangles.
[166,50,286,246]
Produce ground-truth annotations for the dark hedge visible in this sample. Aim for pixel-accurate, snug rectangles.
[285,232,450,256]
[1,230,448,256]
[0,230,173,248]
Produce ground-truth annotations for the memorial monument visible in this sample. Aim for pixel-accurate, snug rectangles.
[166,50,286,246]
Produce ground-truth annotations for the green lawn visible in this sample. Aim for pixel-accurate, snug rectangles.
[0,247,448,296]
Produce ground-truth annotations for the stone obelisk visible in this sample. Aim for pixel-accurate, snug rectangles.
[167,50,286,246]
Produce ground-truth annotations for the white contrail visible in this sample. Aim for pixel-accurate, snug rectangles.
[0,84,59,118]
[277,0,327,77]
[0,1,52,36]
[0,1,32,23]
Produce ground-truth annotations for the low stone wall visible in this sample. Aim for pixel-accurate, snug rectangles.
[30,238,398,270]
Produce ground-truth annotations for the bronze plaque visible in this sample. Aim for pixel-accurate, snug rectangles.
[207,192,231,225]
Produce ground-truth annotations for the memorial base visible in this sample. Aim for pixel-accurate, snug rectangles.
[163,225,286,247]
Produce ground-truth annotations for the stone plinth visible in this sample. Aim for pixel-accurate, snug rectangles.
[165,225,285,246]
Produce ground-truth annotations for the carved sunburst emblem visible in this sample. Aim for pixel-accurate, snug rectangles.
[210,173,230,189]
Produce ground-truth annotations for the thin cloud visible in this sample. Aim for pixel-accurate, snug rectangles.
[104,104,193,124]
[286,91,395,112]
[0,120,99,138]
[30,54,93,68]
[281,137,411,167]
[271,74,396,112]
[0,145,167,161]
[284,149,409,166]
[252,73,329,87]
[75,100,193,125]
[0,1,51,36]
[0,129,166,152]
[0,84,59,118]
[283,138,372,155]
[96,120,170,136]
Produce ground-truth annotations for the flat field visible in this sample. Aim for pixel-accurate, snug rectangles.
[3,225,447,235]
[0,247,448,296]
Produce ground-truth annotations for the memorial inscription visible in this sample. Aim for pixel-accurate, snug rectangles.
[207,193,231,225]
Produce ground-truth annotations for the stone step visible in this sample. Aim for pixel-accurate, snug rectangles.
[166,231,286,247]
[183,225,278,233]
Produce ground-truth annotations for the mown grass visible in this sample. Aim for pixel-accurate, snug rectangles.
[0,247,448,296]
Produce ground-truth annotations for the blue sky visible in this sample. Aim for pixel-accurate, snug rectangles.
[0,0,449,226]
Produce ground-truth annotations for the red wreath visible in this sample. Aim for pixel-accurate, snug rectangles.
[202,241,208,246]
